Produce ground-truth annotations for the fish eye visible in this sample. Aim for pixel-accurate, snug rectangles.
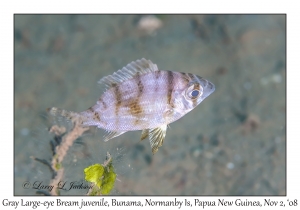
[191,90,199,97]
[186,84,203,99]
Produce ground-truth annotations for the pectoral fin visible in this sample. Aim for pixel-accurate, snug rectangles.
[148,125,167,154]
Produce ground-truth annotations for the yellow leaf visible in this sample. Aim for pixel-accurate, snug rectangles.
[101,163,117,195]
[84,164,104,188]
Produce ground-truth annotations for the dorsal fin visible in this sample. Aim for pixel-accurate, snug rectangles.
[98,58,158,88]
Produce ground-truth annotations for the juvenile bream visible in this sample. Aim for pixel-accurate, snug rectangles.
[49,58,215,154]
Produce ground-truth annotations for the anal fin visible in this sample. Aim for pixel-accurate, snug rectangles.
[103,131,126,142]
[148,125,167,154]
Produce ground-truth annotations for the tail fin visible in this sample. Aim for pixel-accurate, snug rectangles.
[47,107,82,124]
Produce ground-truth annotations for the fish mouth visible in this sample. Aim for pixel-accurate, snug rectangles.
[204,80,215,95]
[197,77,215,97]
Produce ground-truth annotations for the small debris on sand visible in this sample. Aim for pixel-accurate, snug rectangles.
[137,15,163,36]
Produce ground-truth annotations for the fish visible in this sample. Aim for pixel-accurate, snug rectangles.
[48,58,215,154]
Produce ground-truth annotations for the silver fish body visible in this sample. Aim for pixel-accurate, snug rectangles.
[49,58,215,154]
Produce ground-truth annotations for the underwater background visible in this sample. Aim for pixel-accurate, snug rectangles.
[14,14,286,195]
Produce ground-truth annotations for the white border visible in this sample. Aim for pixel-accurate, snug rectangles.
[2,1,298,209]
